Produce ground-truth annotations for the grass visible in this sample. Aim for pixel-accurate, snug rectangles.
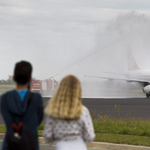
[0,85,15,95]
[93,117,150,136]
[95,133,150,146]
[91,105,150,145]
[0,125,43,137]
[0,125,5,133]
[92,105,150,137]
[0,85,15,88]
[2,126,150,146]
[37,123,44,130]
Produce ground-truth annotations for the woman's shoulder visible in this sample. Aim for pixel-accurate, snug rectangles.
[80,106,91,118]
[82,106,90,114]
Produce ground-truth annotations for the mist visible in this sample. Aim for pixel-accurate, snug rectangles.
[56,11,150,98]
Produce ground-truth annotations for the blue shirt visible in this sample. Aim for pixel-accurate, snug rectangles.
[18,89,28,101]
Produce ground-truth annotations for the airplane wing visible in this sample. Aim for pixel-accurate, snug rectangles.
[85,75,150,87]
[102,71,125,76]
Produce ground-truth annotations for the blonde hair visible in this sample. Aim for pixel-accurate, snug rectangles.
[45,75,83,119]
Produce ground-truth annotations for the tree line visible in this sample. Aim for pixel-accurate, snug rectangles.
[0,75,15,85]
[0,76,37,85]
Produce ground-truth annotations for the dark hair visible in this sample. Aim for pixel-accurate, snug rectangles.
[14,61,32,84]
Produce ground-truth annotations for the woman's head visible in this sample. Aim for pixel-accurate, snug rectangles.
[45,75,83,119]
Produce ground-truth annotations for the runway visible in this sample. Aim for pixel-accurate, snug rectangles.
[43,97,150,119]
[0,97,150,124]
[81,97,150,119]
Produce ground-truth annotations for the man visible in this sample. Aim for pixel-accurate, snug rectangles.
[0,61,43,150]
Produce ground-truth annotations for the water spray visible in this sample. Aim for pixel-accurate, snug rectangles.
[51,35,129,78]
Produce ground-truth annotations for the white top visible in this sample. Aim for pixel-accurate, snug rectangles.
[43,106,95,143]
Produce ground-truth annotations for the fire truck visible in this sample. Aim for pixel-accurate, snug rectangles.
[31,78,58,96]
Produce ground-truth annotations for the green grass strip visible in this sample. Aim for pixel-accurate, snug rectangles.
[0,126,5,133]
[95,133,150,146]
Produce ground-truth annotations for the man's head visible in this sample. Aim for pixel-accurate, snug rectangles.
[13,61,32,85]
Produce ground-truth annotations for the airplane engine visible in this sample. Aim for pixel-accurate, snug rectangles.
[143,85,150,94]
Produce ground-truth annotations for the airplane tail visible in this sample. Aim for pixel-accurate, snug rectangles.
[126,45,140,71]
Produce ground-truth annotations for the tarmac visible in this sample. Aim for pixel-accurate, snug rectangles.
[1,97,150,124]
[43,97,150,119]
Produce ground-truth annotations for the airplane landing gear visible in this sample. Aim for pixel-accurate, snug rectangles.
[146,94,150,98]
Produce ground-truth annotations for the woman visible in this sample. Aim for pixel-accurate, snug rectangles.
[43,75,95,150]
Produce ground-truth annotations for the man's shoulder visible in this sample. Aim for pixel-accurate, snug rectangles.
[32,92,42,103]
[32,92,42,98]
[1,90,16,99]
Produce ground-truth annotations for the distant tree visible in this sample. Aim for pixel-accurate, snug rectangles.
[7,75,15,85]
[0,75,37,85]
[0,75,15,85]
[0,79,6,84]
[8,75,13,81]
[0,79,7,85]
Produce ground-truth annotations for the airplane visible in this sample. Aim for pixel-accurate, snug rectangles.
[85,45,150,98]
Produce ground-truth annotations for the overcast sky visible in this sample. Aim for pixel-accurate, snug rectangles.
[1,0,150,81]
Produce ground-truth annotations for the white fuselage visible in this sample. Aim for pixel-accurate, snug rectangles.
[124,70,150,81]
